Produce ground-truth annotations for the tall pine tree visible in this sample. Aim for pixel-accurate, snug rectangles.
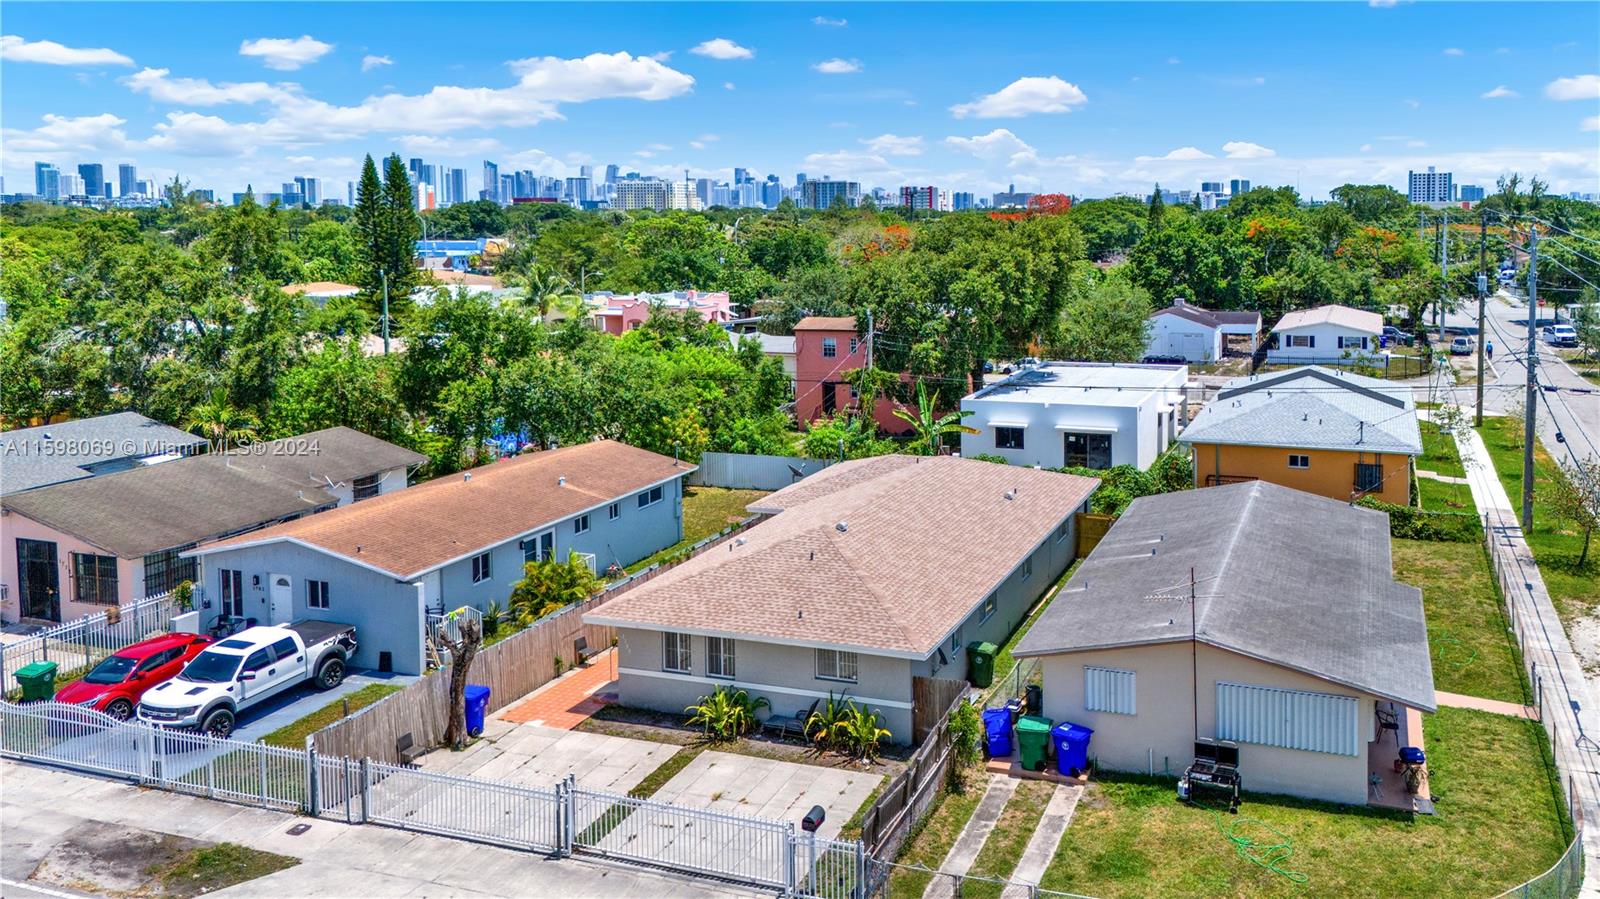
[352,155,386,301]
[352,153,422,322]
[1147,183,1165,232]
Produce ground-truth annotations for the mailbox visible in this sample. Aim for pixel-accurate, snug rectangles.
[801,805,826,833]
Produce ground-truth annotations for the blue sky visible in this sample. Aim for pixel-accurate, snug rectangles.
[3,2,1597,200]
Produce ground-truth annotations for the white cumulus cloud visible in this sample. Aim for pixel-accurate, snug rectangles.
[950,76,1086,119]
[1480,85,1519,99]
[1222,141,1276,159]
[1583,116,1600,133]
[396,135,503,156]
[690,38,753,60]
[1137,146,1214,161]
[943,128,1034,160]
[0,35,132,66]
[124,68,299,106]
[362,55,393,72]
[861,133,923,156]
[812,16,847,26]
[0,112,130,153]
[1545,74,1600,101]
[239,35,334,71]
[813,58,861,75]
[1442,47,1465,56]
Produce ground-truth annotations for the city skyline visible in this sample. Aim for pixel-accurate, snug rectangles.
[2,3,1597,202]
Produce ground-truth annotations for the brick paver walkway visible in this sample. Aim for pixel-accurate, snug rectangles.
[1435,689,1540,720]
[498,649,619,730]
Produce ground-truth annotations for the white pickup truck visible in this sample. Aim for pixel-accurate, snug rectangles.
[137,621,357,737]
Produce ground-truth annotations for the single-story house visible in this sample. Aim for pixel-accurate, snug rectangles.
[1,428,423,625]
[586,455,1100,744]
[1265,305,1383,364]
[186,441,694,675]
[1178,366,1421,505]
[1145,298,1262,363]
[1014,480,1435,806]
[282,282,361,308]
[960,362,1189,470]
[586,290,736,335]
[1,412,205,496]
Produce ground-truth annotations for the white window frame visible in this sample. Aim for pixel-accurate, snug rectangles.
[307,579,330,610]
[821,337,837,358]
[471,551,492,584]
[1338,335,1367,349]
[638,485,664,509]
[950,627,962,653]
[220,569,244,617]
[706,637,735,679]
[849,337,859,355]
[574,514,590,535]
[1288,454,1311,469]
[980,592,997,623]
[815,648,858,683]
[663,632,692,673]
[1288,334,1314,348]
[1084,666,1137,715]
[608,502,621,521]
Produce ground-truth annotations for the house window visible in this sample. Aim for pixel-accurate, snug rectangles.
[821,337,837,358]
[1063,432,1113,469]
[1338,335,1368,349]
[849,338,859,355]
[1217,682,1359,756]
[1288,334,1314,348]
[574,514,590,535]
[950,627,962,653]
[664,632,692,673]
[1085,666,1137,715]
[1288,454,1311,469]
[995,427,1025,450]
[980,593,997,623]
[1055,520,1070,544]
[352,472,382,501]
[142,546,196,597]
[638,485,664,508]
[609,502,621,521]
[471,551,492,583]
[307,580,330,610]
[219,569,244,617]
[1021,556,1034,582]
[1355,462,1385,493]
[707,637,735,679]
[72,553,118,605]
[523,531,553,564]
[815,649,858,683]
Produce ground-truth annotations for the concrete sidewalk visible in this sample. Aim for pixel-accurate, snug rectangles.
[0,761,757,899]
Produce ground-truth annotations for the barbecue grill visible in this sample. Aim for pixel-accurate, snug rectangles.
[1179,739,1242,812]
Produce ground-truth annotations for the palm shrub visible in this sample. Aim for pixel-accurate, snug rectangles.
[806,691,855,752]
[806,692,894,760]
[482,600,508,637]
[509,553,604,625]
[685,686,771,741]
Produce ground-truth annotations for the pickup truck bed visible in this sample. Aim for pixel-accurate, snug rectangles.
[288,620,356,646]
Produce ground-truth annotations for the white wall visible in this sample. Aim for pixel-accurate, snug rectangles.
[960,375,1185,470]
[325,466,409,507]
[1266,324,1380,364]
[1146,314,1222,363]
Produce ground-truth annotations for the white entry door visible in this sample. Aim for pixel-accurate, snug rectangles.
[268,574,293,625]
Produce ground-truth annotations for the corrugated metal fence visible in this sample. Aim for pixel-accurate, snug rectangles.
[689,452,834,490]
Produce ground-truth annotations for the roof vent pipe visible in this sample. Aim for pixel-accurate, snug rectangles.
[1004,489,1017,501]
[835,521,848,532]
[558,475,566,487]
[463,472,472,482]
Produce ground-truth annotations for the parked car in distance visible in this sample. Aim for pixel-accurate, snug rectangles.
[54,633,214,720]
[1382,326,1414,347]
[1543,324,1579,348]
[137,620,357,737]
[1450,336,1476,355]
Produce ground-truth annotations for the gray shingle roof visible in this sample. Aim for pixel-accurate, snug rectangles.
[1014,480,1436,711]
[1178,367,1422,455]
[0,413,205,495]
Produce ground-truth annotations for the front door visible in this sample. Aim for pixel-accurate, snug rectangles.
[16,538,60,622]
[268,574,293,625]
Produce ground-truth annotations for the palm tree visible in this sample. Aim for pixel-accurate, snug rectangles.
[183,389,261,453]
[892,384,978,455]
[509,261,583,322]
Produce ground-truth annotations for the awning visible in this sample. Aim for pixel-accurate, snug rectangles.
[985,420,1030,428]
[1053,424,1119,433]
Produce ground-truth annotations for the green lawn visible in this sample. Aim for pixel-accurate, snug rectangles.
[961,780,1058,897]
[1416,476,1474,514]
[983,561,1079,705]
[1391,538,1527,704]
[1475,417,1600,622]
[1036,708,1570,898]
[624,486,769,573]
[1417,421,1466,479]
[886,764,987,899]
[258,684,403,748]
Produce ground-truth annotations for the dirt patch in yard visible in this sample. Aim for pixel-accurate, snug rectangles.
[29,821,298,898]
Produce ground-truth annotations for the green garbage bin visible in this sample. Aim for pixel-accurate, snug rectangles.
[1015,714,1054,771]
[967,642,998,689]
[15,661,59,702]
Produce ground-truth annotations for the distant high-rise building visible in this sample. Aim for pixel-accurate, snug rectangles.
[59,172,85,197]
[445,168,468,206]
[992,183,1034,208]
[668,180,700,211]
[77,164,105,199]
[347,181,355,206]
[795,173,807,189]
[190,189,214,204]
[34,162,60,199]
[137,179,157,198]
[951,191,975,211]
[761,174,783,208]
[1407,167,1451,204]
[614,179,671,211]
[604,163,620,184]
[1200,181,1224,194]
[693,178,714,208]
[499,174,514,205]
[565,176,593,204]
[118,163,137,198]
[900,185,939,210]
[1229,179,1251,195]
[733,167,752,186]
[1458,184,1485,203]
[294,176,321,205]
[579,165,594,181]
[800,177,860,209]
[482,160,500,203]
[408,158,426,184]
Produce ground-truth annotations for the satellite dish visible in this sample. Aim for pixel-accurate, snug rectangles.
[787,464,805,482]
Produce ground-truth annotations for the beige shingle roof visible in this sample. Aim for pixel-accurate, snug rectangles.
[589,456,1099,657]
[195,441,692,578]
[1271,305,1382,334]
[793,316,859,331]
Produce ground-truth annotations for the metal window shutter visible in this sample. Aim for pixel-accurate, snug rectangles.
[1215,682,1359,756]
[1084,666,1136,715]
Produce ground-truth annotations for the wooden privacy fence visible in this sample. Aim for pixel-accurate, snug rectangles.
[911,676,969,745]
[858,685,969,860]
[1075,512,1116,557]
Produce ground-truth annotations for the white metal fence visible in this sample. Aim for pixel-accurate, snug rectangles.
[2,592,182,689]
[2,700,871,898]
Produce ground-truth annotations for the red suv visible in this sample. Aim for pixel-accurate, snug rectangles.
[55,633,214,720]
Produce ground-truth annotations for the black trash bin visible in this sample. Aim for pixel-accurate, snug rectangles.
[1024,684,1042,716]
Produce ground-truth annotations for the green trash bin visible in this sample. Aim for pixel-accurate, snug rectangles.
[15,661,59,702]
[1015,714,1054,771]
[967,641,998,689]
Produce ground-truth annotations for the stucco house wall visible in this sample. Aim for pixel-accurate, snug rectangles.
[1,511,142,622]
[961,400,1179,471]
[1146,312,1224,363]
[1266,323,1381,364]
[1190,442,1411,505]
[324,466,409,506]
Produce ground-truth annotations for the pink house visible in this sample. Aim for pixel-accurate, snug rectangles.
[588,290,736,336]
[793,316,913,434]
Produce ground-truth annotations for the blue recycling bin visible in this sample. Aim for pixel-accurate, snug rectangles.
[464,684,491,737]
[1052,722,1094,776]
[982,707,1013,758]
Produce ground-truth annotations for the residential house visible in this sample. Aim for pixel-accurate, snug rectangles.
[792,316,913,433]
[586,455,1099,743]
[186,441,693,675]
[1178,366,1421,505]
[1,428,423,625]
[1,412,205,496]
[281,282,361,308]
[1265,305,1383,364]
[1014,481,1435,807]
[586,291,736,335]
[729,331,797,396]
[1145,298,1261,363]
[960,363,1189,470]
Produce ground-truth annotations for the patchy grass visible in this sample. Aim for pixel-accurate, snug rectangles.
[1476,417,1600,622]
[258,684,403,748]
[886,763,988,899]
[1416,475,1474,513]
[624,487,769,573]
[580,704,909,775]
[628,746,701,799]
[962,779,1059,897]
[1391,538,1527,704]
[1418,421,1466,479]
[145,842,298,898]
[1037,708,1570,898]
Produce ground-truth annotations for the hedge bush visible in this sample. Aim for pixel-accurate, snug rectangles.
[1357,497,1482,542]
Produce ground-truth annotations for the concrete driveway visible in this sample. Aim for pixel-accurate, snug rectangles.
[645,751,882,841]
[417,719,674,795]
[229,670,417,743]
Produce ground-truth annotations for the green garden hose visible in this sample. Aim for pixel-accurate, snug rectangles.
[1197,798,1309,885]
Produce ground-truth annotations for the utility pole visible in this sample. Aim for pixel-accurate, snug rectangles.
[865,308,874,370]
[1522,229,1538,532]
[1437,210,1448,346]
[381,266,390,355]
[1475,211,1488,427]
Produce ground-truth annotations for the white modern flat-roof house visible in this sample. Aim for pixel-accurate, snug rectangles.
[960,362,1189,470]
[1145,299,1262,363]
[1266,306,1383,364]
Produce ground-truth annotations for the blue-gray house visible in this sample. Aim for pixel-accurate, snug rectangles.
[187,441,694,674]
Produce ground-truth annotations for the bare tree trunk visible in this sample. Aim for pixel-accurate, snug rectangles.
[440,618,483,749]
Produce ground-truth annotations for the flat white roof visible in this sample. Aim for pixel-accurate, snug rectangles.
[966,362,1187,408]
